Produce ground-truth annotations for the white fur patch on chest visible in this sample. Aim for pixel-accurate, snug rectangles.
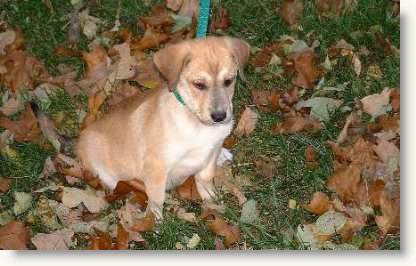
[164,119,232,188]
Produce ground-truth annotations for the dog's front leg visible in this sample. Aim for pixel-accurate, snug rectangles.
[144,170,167,220]
[195,146,221,202]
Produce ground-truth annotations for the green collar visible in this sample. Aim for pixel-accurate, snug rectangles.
[172,88,186,106]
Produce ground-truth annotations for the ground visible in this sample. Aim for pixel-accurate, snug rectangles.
[0,0,400,250]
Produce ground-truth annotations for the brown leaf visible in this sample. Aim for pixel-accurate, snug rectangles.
[315,0,356,19]
[375,188,400,235]
[31,228,74,250]
[53,46,81,57]
[0,105,41,142]
[222,135,236,149]
[0,177,12,195]
[251,90,271,110]
[289,50,321,89]
[88,231,113,250]
[201,209,240,247]
[54,154,83,178]
[0,50,49,92]
[130,211,156,232]
[360,88,392,117]
[272,113,324,134]
[77,44,110,93]
[176,176,201,201]
[305,145,316,162]
[234,106,258,136]
[390,88,400,113]
[0,220,29,250]
[114,224,129,250]
[131,28,170,51]
[369,179,385,207]
[210,7,231,33]
[279,0,304,28]
[270,89,281,112]
[82,90,107,128]
[305,192,331,215]
[254,159,277,178]
[327,162,368,205]
[373,139,399,165]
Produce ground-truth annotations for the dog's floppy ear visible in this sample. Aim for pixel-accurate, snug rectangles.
[153,42,191,91]
[225,37,250,81]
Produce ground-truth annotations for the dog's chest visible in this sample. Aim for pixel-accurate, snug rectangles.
[165,122,231,186]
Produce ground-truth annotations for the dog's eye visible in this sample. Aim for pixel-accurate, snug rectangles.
[193,81,207,90]
[224,78,234,87]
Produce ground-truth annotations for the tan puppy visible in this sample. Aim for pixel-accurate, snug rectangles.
[76,36,250,218]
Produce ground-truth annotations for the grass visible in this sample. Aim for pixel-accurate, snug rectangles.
[0,0,400,250]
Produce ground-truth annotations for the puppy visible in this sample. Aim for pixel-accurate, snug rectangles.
[76,36,250,219]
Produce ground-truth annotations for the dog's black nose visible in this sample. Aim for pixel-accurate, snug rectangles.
[211,111,226,122]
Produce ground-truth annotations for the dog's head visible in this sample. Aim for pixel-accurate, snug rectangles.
[153,36,250,125]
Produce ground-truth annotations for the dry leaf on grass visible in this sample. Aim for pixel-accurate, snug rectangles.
[201,209,240,247]
[360,88,392,118]
[279,0,304,28]
[375,188,400,235]
[272,113,324,134]
[176,176,201,201]
[288,50,321,89]
[54,154,83,178]
[61,187,108,214]
[31,228,74,250]
[0,30,16,55]
[0,105,41,142]
[89,231,113,250]
[305,192,331,215]
[0,177,11,195]
[0,220,29,250]
[234,106,258,136]
[131,28,170,51]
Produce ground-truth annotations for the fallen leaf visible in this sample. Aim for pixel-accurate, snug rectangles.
[186,233,201,249]
[176,176,201,201]
[31,228,74,250]
[279,0,304,28]
[254,158,278,178]
[37,112,61,152]
[240,199,259,224]
[272,113,324,134]
[0,30,16,55]
[166,0,183,11]
[373,139,399,166]
[54,154,83,178]
[89,231,113,250]
[79,9,102,40]
[375,188,400,235]
[61,187,108,213]
[288,50,321,89]
[131,28,169,51]
[0,177,11,195]
[176,208,196,224]
[210,7,231,33]
[0,50,49,92]
[13,191,32,216]
[201,209,240,247]
[296,97,342,121]
[0,220,29,250]
[129,211,155,232]
[360,88,392,118]
[352,53,361,76]
[326,162,367,205]
[305,192,331,215]
[234,106,258,136]
[112,42,138,80]
[114,223,129,250]
[315,211,347,235]
[0,105,41,142]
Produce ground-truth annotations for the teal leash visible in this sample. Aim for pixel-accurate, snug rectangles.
[172,0,211,107]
